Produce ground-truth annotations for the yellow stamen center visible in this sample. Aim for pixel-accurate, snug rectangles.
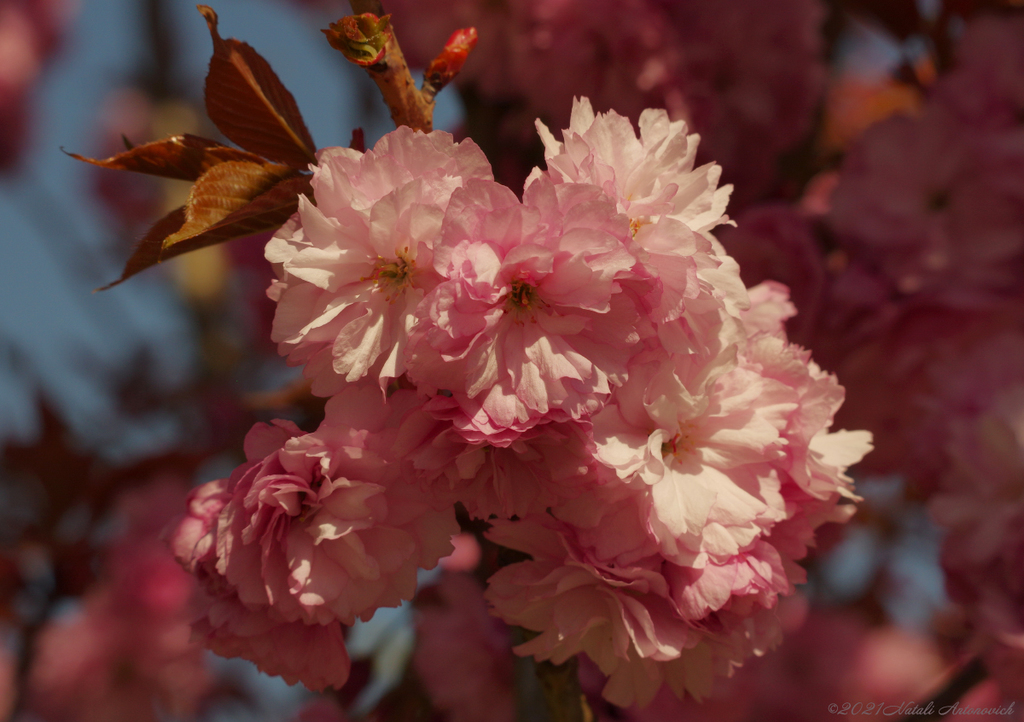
[364,249,416,301]
[661,421,699,460]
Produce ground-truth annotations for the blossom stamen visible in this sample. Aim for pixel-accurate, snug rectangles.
[504,278,542,321]
[629,217,649,238]
[364,248,416,301]
[661,421,699,460]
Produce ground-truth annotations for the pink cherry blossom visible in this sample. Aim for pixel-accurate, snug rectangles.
[486,284,869,707]
[484,514,702,708]
[217,388,457,626]
[170,471,352,691]
[170,472,352,691]
[533,97,731,235]
[169,387,459,688]
[405,175,644,442]
[267,127,492,394]
[531,99,751,331]
[409,414,598,519]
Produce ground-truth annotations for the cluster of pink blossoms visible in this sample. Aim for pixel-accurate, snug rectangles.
[170,97,870,705]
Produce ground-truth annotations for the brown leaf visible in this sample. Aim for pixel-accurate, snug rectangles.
[99,174,312,289]
[66,134,268,181]
[160,173,312,260]
[198,5,318,169]
[98,206,188,290]
[163,160,296,247]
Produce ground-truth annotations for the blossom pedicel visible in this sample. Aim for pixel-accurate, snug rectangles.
[170,97,870,705]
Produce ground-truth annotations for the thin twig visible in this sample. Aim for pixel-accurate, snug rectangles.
[897,656,988,722]
[337,0,435,132]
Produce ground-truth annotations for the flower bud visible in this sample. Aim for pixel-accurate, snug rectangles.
[424,27,478,94]
[322,13,392,67]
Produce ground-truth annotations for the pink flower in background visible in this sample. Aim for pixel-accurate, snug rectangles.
[828,108,1024,304]
[386,0,825,207]
[587,609,952,722]
[504,0,684,131]
[930,379,1024,656]
[414,573,515,722]
[438,532,481,572]
[932,15,1024,132]
[718,205,826,344]
[0,0,72,169]
[655,0,827,207]
[0,3,43,168]
[29,481,213,722]
[267,127,492,395]
[289,698,350,722]
[387,0,683,131]
[983,644,1024,703]
[406,175,643,443]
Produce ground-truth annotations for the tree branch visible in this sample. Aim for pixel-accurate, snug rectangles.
[534,655,594,722]
[898,656,988,722]
[328,4,435,132]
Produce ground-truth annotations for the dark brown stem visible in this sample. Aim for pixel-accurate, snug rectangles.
[365,37,434,132]
[9,594,57,722]
[898,656,988,722]
[143,0,177,99]
[534,655,593,722]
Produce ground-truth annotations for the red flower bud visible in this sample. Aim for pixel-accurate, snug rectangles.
[424,27,478,93]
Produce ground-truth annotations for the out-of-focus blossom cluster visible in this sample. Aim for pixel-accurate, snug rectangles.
[385,0,826,205]
[168,96,869,706]
[714,11,1024,703]
[27,481,214,722]
[0,0,74,169]
[821,21,1024,676]
[584,602,1015,722]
